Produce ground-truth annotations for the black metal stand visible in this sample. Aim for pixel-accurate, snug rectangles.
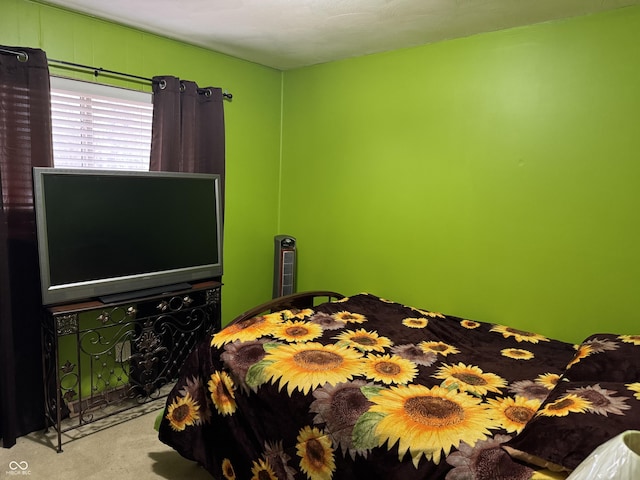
[41,280,221,452]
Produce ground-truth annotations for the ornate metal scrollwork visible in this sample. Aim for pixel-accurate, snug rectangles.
[133,330,165,396]
[97,305,137,325]
[206,288,221,305]
[156,295,194,313]
[55,313,79,335]
[61,360,76,374]
[42,283,221,451]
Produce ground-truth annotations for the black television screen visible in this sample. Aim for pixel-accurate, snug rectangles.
[33,167,223,305]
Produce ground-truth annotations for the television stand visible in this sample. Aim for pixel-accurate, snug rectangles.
[41,279,222,453]
[98,282,192,304]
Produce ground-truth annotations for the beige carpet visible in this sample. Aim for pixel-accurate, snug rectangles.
[0,409,213,479]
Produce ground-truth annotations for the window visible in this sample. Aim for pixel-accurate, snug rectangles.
[50,77,153,171]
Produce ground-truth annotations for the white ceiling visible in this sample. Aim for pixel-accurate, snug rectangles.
[40,0,640,70]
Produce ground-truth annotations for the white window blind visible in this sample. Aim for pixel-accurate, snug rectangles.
[50,77,153,171]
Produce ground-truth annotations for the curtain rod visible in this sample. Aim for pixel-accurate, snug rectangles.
[49,59,233,100]
[0,47,29,62]
[0,48,232,100]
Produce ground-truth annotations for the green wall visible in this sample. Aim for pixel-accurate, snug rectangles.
[4,1,640,343]
[280,7,640,343]
[2,0,284,323]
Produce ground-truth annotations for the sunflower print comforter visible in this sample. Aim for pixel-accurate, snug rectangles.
[158,293,640,479]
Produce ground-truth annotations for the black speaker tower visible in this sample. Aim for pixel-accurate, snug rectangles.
[273,235,296,298]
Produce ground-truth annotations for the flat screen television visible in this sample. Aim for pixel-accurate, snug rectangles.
[33,167,223,306]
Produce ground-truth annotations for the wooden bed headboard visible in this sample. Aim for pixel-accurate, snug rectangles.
[229,290,344,325]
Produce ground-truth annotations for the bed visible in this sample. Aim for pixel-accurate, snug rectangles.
[157,291,640,479]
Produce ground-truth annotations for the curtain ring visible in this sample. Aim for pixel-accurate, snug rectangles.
[17,51,29,62]
[158,79,167,90]
[203,88,212,98]
[179,82,186,92]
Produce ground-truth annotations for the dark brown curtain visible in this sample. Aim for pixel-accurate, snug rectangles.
[149,76,226,211]
[0,47,54,448]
